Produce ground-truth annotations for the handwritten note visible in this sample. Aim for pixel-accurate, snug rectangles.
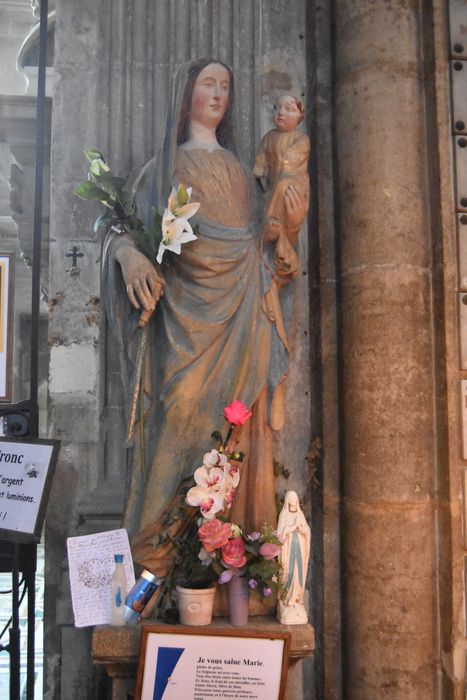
[67,528,135,628]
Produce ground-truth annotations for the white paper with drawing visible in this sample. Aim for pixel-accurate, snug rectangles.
[67,528,135,627]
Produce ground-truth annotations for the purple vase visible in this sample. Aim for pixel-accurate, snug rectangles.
[228,575,249,626]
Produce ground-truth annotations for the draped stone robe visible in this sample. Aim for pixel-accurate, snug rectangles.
[104,146,288,557]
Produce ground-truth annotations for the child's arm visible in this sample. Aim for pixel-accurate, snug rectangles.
[253,144,268,192]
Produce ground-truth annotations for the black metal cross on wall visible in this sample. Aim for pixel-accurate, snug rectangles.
[65,245,84,268]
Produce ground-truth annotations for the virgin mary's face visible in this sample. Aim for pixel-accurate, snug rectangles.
[190,63,230,129]
[287,492,299,512]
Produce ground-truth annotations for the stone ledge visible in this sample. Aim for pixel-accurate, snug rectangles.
[93,616,315,669]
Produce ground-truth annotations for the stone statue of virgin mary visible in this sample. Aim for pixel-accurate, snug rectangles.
[103,58,307,574]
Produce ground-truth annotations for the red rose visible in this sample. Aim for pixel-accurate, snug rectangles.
[198,519,232,553]
[221,536,247,568]
[223,401,252,426]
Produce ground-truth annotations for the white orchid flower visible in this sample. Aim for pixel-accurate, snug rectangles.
[223,462,240,488]
[194,465,226,490]
[224,488,236,509]
[156,186,200,264]
[203,449,229,469]
[186,485,224,520]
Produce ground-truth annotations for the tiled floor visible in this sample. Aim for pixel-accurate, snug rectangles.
[0,543,44,698]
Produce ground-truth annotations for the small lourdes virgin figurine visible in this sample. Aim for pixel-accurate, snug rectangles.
[277,490,311,625]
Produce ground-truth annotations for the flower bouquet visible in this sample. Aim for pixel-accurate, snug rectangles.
[170,446,242,591]
[74,149,200,268]
[197,519,282,600]
[172,401,282,625]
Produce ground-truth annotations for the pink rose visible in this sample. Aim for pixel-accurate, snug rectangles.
[221,536,247,568]
[259,542,281,560]
[198,519,232,553]
[223,401,252,426]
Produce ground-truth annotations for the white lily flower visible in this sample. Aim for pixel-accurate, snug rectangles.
[156,184,200,264]
[167,187,179,211]
[175,202,200,219]
[156,216,197,263]
[168,185,197,214]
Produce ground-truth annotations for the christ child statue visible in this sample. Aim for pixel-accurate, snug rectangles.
[254,94,310,280]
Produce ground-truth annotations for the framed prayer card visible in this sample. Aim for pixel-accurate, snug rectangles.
[135,625,291,700]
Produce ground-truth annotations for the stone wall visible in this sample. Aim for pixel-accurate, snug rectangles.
[45,1,467,698]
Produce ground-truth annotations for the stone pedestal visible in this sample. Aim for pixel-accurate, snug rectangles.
[92,617,314,699]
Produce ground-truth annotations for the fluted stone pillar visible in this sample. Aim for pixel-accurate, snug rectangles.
[333,1,439,697]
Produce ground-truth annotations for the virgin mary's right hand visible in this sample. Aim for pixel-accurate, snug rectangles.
[114,239,164,312]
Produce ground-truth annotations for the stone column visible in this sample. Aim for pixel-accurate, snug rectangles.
[333,1,439,697]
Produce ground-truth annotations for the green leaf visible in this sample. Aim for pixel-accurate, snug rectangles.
[248,559,279,579]
[90,158,110,177]
[178,183,189,206]
[143,207,163,248]
[245,543,258,556]
[118,190,136,217]
[74,180,108,201]
[89,171,118,201]
[84,148,105,163]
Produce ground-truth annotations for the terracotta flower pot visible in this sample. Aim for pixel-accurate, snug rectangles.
[176,585,216,626]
